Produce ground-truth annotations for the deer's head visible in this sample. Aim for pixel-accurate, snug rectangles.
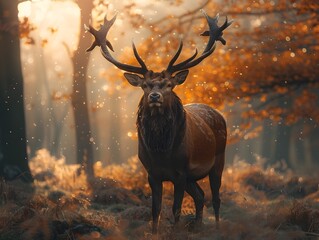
[86,10,232,110]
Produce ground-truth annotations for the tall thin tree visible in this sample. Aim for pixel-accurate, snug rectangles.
[0,0,33,182]
[71,0,94,177]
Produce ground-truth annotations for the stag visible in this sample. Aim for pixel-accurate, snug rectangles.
[86,10,232,233]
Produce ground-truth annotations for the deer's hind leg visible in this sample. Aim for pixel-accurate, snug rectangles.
[209,153,225,224]
[185,181,205,223]
[172,175,186,224]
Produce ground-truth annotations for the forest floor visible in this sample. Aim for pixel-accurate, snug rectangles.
[0,149,319,240]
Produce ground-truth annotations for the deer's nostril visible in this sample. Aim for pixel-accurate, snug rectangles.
[149,92,161,101]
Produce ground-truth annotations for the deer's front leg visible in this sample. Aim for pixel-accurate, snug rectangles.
[172,175,186,223]
[148,175,163,234]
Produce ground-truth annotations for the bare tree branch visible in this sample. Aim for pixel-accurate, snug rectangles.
[149,0,211,26]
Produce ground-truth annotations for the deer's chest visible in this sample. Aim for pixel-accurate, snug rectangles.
[139,146,187,182]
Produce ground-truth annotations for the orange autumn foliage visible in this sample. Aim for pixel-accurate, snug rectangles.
[109,0,318,138]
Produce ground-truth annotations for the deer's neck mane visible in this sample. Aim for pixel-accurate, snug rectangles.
[137,93,186,152]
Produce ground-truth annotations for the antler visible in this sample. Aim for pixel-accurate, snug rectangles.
[85,15,148,75]
[166,10,233,74]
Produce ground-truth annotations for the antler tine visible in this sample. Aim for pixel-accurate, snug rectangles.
[104,14,117,30]
[167,40,183,70]
[173,48,198,68]
[189,43,216,66]
[169,44,216,73]
[165,10,232,74]
[217,16,234,45]
[85,14,116,52]
[202,10,233,46]
[167,48,198,73]
[220,16,234,32]
[166,40,200,73]
[86,14,148,75]
[132,41,148,70]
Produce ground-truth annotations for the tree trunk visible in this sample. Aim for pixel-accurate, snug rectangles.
[71,0,94,178]
[273,124,291,167]
[0,0,33,182]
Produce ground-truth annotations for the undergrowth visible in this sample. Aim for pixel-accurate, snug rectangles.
[0,149,318,240]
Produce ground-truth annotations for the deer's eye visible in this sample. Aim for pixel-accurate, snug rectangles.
[167,82,172,88]
[142,83,148,89]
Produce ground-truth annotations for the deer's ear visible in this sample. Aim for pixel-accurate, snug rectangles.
[172,70,189,85]
[124,72,143,87]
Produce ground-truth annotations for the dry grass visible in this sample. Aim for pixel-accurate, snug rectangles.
[0,149,318,240]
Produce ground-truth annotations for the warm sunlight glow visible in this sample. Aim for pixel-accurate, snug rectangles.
[18,1,53,19]
[2,0,319,238]
[18,1,31,18]
[251,18,262,27]
[18,0,80,94]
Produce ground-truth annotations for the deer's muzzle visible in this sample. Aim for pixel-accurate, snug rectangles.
[148,92,163,107]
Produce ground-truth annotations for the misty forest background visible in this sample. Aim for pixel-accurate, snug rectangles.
[0,0,319,239]
[2,0,319,179]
